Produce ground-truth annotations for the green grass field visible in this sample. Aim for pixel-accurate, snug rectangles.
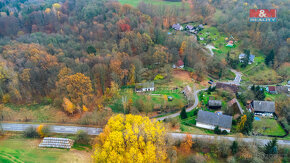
[119,0,183,7]
[253,118,286,136]
[110,88,187,112]
[0,137,91,163]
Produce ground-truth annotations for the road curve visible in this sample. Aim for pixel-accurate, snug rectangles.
[156,88,207,121]
[1,123,102,135]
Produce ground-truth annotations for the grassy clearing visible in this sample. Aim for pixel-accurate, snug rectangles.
[119,0,183,7]
[253,118,286,136]
[0,137,92,163]
[111,87,187,113]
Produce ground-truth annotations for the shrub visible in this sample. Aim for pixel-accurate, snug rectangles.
[231,141,238,155]
[37,125,50,137]
[154,74,164,80]
[75,130,90,145]
[24,126,39,138]
[180,107,187,119]
[214,126,221,134]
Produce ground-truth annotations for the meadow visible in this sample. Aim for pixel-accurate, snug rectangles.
[0,136,92,163]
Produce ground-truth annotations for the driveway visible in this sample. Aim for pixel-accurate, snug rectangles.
[156,88,207,121]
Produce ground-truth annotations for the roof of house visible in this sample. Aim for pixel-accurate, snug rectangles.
[208,100,222,107]
[239,53,255,62]
[227,98,243,114]
[135,82,154,89]
[181,85,192,97]
[276,86,289,94]
[198,24,204,28]
[268,86,276,92]
[197,110,232,129]
[177,59,184,67]
[172,23,181,30]
[216,82,239,93]
[186,25,194,30]
[252,101,275,113]
[249,54,255,62]
[239,53,246,58]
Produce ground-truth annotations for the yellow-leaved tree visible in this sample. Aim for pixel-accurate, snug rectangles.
[93,114,168,163]
[238,115,247,131]
[62,97,75,114]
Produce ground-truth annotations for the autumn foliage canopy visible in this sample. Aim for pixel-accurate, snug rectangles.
[93,114,168,162]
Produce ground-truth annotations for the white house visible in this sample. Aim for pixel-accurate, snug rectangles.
[196,110,232,133]
[135,82,154,92]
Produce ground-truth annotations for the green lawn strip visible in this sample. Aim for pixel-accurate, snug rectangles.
[253,118,286,136]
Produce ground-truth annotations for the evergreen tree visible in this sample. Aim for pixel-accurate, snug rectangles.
[87,45,96,54]
[214,126,221,134]
[231,141,238,154]
[265,49,275,66]
[264,138,278,155]
[180,107,187,119]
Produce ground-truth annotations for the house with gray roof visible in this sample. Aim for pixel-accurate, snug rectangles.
[250,100,275,116]
[208,100,222,109]
[135,82,154,92]
[186,25,194,30]
[172,23,183,31]
[196,110,232,132]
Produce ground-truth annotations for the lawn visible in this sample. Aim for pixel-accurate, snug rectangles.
[253,118,286,136]
[119,0,183,7]
[110,87,187,113]
[0,137,92,163]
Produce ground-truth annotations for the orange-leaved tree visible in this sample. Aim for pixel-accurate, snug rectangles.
[180,134,193,154]
[93,114,168,162]
[58,73,93,104]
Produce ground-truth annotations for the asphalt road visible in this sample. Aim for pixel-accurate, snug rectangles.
[1,123,103,135]
[1,123,289,146]
[156,88,207,121]
[169,133,290,146]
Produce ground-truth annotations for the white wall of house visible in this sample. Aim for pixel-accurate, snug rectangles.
[141,87,154,92]
[196,122,231,133]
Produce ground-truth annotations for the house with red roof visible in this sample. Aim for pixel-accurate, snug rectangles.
[267,86,277,94]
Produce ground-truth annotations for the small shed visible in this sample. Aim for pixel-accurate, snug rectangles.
[208,100,222,109]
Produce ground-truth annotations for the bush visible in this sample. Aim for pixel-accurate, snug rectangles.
[75,130,90,145]
[180,107,187,119]
[154,74,164,80]
[24,126,39,138]
[37,125,50,137]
